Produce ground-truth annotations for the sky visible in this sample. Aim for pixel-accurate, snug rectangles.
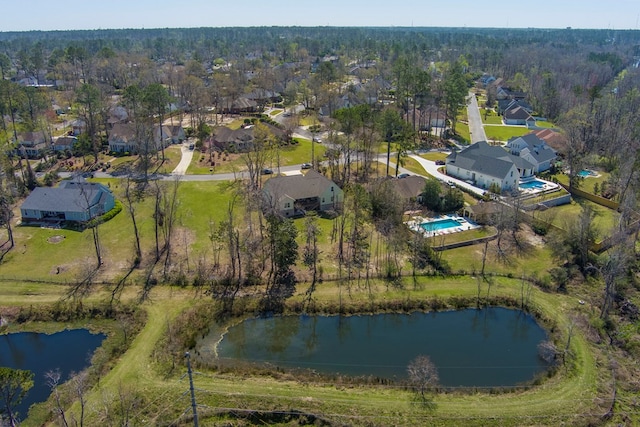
[3,0,639,32]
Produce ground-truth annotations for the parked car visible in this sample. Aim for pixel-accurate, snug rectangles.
[435,160,445,165]
[398,173,410,178]
[301,163,312,169]
[262,168,273,175]
[312,137,322,143]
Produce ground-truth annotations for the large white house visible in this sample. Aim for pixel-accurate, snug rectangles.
[445,141,535,192]
[506,133,557,173]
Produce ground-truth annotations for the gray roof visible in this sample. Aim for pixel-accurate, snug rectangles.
[263,170,337,202]
[448,141,535,180]
[508,134,557,163]
[504,106,533,120]
[21,180,111,213]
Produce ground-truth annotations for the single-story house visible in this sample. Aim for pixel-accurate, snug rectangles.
[262,169,344,217]
[506,134,557,173]
[166,125,186,144]
[446,141,535,192]
[20,179,115,223]
[503,106,535,126]
[462,201,503,225]
[367,175,427,209]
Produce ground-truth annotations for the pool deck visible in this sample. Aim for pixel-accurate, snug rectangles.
[406,214,480,237]
[518,178,559,195]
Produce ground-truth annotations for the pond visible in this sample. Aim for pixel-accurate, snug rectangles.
[0,329,106,421]
[208,307,551,388]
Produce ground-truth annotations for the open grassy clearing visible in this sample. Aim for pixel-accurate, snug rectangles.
[533,196,619,238]
[454,121,470,142]
[552,171,611,195]
[484,125,530,141]
[419,151,449,162]
[0,174,621,426]
[480,109,502,124]
[1,275,603,427]
[400,156,429,176]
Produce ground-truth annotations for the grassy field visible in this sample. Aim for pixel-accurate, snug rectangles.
[0,172,623,426]
[187,139,327,174]
[454,122,470,142]
[484,125,531,141]
[3,275,605,427]
[536,197,620,238]
[552,171,610,195]
[419,151,449,162]
[480,109,502,124]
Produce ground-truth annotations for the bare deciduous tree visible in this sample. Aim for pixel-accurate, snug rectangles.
[407,355,439,406]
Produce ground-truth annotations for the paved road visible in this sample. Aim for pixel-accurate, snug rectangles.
[466,92,487,143]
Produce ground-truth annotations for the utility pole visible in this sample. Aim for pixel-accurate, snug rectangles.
[185,352,199,427]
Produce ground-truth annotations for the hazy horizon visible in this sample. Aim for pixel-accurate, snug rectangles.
[4,0,639,32]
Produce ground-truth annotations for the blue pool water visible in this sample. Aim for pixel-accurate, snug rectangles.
[578,170,593,177]
[420,218,461,232]
[519,179,546,190]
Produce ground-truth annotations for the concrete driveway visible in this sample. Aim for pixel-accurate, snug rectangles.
[171,141,196,175]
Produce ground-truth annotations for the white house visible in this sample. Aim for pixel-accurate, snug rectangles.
[445,141,535,192]
[506,133,557,173]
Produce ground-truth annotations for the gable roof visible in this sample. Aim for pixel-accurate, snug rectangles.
[503,106,533,121]
[263,169,338,202]
[389,176,427,199]
[447,141,534,180]
[21,180,111,214]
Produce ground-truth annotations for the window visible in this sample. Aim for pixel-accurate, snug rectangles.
[330,186,334,192]
[285,203,290,208]
[331,196,334,202]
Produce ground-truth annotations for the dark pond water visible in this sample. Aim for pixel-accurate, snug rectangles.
[0,329,105,421]
[215,307,550,388]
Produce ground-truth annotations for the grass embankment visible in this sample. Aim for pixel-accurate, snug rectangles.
[3,276,602,426]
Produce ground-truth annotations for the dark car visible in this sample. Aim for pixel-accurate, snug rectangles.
[435,160,446,165]
[301,163,312,169]
[262,168,274,175]
[398,173,410,179]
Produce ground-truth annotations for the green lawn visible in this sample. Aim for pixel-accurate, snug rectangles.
[419,152,449,162]
[454,121,470,143]
[401,156,429,176]
[538,197,619,239]
[480,109,502,124]
[484,125,530,142]
[551,171,610,195]
[187,140,327,174]
[533,120,555,128]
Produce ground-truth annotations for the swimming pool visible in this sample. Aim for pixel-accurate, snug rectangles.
[519,179,546,190]
[420,218,462,232]
[578,170,594,177]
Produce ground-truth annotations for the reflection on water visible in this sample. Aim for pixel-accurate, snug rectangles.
[0,329,105,421]
[212,307,550,387]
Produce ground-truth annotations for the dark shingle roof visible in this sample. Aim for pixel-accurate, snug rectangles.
[21,181,110,213]
[448,141,535,179]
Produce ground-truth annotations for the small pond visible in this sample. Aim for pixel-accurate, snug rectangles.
[0,329,106,420]
[208,307,551,388]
